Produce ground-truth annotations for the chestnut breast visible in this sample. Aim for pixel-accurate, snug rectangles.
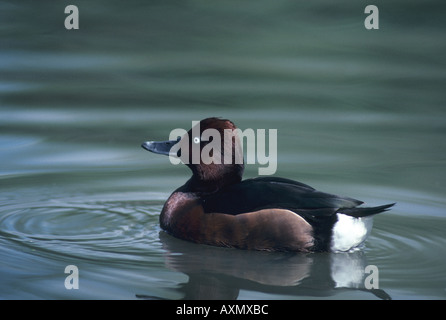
[160,191,314,252]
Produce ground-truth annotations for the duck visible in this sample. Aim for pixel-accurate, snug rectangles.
[141,117,394,252]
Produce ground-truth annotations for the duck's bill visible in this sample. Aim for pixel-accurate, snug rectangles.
[141,139,179,157]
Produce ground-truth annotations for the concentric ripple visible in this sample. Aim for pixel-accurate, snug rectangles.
[0,193,166,263]
[364,213,446,298]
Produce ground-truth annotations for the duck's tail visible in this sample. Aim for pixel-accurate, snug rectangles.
[340,203,395,218]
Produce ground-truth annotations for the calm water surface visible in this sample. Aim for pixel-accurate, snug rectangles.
[1,1,446,299]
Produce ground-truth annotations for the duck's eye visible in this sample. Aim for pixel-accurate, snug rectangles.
[193,137,200,144]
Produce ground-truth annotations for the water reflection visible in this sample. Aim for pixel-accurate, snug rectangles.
[156,232,391,300]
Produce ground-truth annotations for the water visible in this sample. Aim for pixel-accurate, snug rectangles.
[1,0,446,300]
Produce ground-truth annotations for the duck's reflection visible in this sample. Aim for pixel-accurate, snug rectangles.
[158,232,391,300]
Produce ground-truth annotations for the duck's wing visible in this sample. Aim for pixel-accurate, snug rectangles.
[201,177,364,218]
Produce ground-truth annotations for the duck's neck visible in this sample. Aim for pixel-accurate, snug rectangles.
[184,176,241,194]
[183,174,241,194]
[183,163,244,194]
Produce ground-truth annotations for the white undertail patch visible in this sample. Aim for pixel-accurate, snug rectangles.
[330,213,373,252]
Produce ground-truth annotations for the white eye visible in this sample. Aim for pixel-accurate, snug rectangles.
[193,137,200,144]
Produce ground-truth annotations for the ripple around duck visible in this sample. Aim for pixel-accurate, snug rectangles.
[0,195,166,264]
[2,190,446,299]
[365,213,446,297]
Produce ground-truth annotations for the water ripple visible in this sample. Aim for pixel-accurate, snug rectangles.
[0,195,165,263]
[365,214,446,297]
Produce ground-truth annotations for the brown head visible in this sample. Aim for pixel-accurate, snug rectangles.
[142,117,245,193]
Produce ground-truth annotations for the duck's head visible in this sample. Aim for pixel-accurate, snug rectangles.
[142,117,244,192]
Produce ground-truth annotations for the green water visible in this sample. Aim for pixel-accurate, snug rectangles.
[1,0,446,299]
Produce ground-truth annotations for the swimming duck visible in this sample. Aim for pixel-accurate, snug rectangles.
[142,118,394,252]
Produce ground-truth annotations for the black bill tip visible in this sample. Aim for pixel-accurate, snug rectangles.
[141,139,178,156]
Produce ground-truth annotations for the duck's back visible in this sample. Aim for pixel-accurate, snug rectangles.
[201,177,362,217]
